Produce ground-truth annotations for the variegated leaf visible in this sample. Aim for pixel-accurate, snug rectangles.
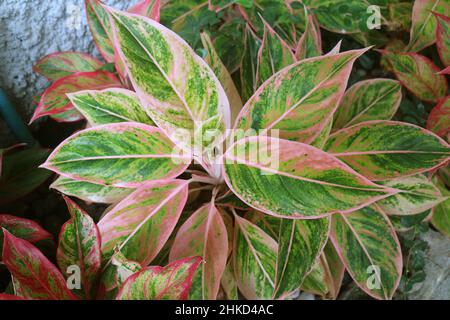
[333,79,402,130]
[30,71,121,123]
[169,202,228,300]
[68,88,154,126]
[108,7,230,154]
[301,242,345,299]
[427,96,450,141]
[223,136,395,219]
[431,176,450,237]
[42,123,191,187]
[246,210,280,241]
[0,294,27,300]
[381,51,448,103]
[233,215,277,299]
[98,179,189,265]
[377,174,447,216]
[234,49,367,144]
[33,52,103,81]
[390,209,432,232]
[85,0,115,62]
[256,18,296,87]
[274,217,330,299]
[116,256,202,300]
[1,230,77,300]
[99,250,142,299]
[200,32,243,122]
[221,260,238,300]
[129,0,161,21]
[50,176,133,204]
[57,197,101,299]
[435,12,450,66]
[240,25,262,103]
[330,205,402,300]
[295,13,322,60]
[325,121,450,180]
[0,215,51,260]
[406,0,449,52]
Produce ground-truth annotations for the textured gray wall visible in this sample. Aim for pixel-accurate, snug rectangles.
[0,0,139,146]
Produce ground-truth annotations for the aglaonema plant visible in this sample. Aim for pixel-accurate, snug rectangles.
[3,1,450,301]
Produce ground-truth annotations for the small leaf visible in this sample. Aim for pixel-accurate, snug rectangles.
[406,0,449,52]
[50,176,133,204]
[98,179,189,265]
[274,217,330,299]
[427,96,450,141]
[377,174,447,216]
[116,256,202,300]
[57,197,101,299]
[221,260,238,300]
[325,121,450,180]
[2,229,77,300]
[223,136,395,218]
[68,88,154,126]
[240,25,262,102]
[333,79,402,130]
[295,13,322,60]
[330,205,402,300]
[30,71,121,123]
[235,49,368,144]
[434,12,450,66]
[33,52,103,81]
[169,202,228,299]
[233,215,277,299]
[42,123,191,187]
[381,51,448,103]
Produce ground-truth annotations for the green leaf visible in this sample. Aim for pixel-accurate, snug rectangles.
[116,256,202,300]
[221,260,239,300]
[294,13,322,60]
[431,176,450,237]
[377,174,447,216]
[98,179,189,265]
[333,79,402,130]
[427,96,450,142]
[69,88,155,126]
[223,136,395,218]
[50,176,133,204]
[108,7,230,154]
[86,0,115,62]
[435,12,450,66]
[325,121,450,180]
[57,197,101,299]
[42,123,191,187]
[233,215,277,299]
[235,49,367,144]
[330,205,402,300]
[240,25,262,102]
[274,217,330,299]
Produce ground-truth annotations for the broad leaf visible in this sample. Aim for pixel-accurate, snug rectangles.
[68,88,154,126]
[325,121,450,180]
[295,13,322,60]
[234,49,367,144]
[406,0,449,52]
[223,136,395,218]
[33,52,103,81]
[30,71,121,123]
[116,256,202,300]
[333,79,402,130]
[274,217,330,299]
[1,230,77,300]
[108,7,230,154]
[169,202,228,300]
[431,176,450,237]
[256,18,296,87]
[427,96,450,141]
[42,123,191,187]
[240,25,262,102]
[233,215,277,299]
[200,32,243,122]
[129,0,161,21]
[330,205,402,300]
[85,0,115,62]
[381,51,448,103]
[98,179,189,265]
[0,147,51,205]
[377,174,447,216]
[435,12,450,66]
[50,176,133,204]
[57,197,101,299]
